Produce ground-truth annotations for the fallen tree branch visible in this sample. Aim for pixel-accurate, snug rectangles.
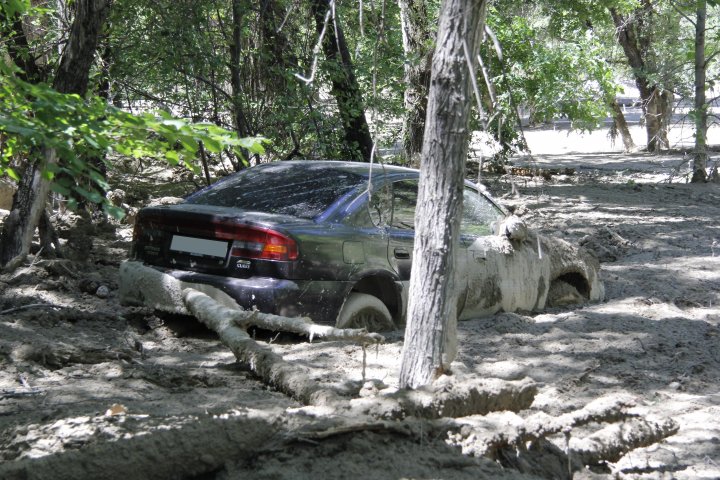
[0,387,45,399]
[182,289,343,405]
[235,309,385,343]
[0,303,61,315]
[183,288,537,418]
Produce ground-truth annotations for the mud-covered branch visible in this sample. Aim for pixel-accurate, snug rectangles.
[182,289,343,406]
[230,306,384,344]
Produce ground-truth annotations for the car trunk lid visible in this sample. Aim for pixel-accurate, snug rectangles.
[132,204,304,278]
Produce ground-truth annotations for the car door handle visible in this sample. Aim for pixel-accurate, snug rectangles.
[394,247,410,259]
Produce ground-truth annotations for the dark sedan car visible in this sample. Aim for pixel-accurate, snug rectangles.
[120,160,603,331]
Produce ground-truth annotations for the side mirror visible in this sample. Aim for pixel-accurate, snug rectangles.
[499,215,528,242]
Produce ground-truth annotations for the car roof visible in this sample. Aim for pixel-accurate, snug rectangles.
[254,160,418,179]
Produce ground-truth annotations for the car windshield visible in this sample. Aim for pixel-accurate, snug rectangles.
[186,163,365,219]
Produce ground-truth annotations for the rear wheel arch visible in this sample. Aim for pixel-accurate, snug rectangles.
[347,273,402,322]
[547,271,591,307]
[552,271,590,298]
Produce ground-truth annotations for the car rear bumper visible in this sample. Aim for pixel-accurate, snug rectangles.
[119,261,350,325]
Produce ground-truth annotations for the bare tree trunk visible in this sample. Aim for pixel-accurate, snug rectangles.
[228,0,251,170]
[610,6,669,153]
[399,0,487,389]
[0,0,109,269]
[398,0,433,166]
[610,99,635,152]
[0,13,48,83]
[692,0,708,183]
[229,0,251,140]
[311,0,373,162]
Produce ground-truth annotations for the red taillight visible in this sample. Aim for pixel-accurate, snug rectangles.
[133,213,298,262]
[218,224,298,261]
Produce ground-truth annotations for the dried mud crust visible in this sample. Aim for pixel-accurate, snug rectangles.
[0,162,719,479]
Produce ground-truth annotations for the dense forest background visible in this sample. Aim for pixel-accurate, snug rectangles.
[1,0,719,271]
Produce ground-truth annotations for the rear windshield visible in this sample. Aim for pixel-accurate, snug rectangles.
[186,163,365,219]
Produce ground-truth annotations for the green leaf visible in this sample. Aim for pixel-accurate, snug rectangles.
[73,186,104,204]
[203,137,221,153]
[103,204,126,220]
[50,183,72,197]
[5,168,20,182]
[165,150,180,164]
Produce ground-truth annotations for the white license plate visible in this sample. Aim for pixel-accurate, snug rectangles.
[170,235,228,258]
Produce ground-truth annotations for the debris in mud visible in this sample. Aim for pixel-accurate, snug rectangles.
[579,226,636,262]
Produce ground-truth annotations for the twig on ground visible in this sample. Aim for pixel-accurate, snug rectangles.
[0,387,45,399]
[0,303,61,315]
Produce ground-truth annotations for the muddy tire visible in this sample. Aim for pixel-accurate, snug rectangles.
[547,279,585,306]
[336,293,395,332]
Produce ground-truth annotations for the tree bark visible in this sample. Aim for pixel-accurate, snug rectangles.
[0,13,48,83]
[0,0,109,269]
[398,0,433,166]
[692,0,708,183]
[610,99,635,152]
[311,0,374,162]
[229,0,251,142]
[610,6,669,153]
[399,0,487,388]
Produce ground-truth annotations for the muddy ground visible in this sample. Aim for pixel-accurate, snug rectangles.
[0,152,719,479]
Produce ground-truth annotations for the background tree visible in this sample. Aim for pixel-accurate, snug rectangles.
[609,2,674,152]
[689,0,720,182]
[398,0,434,165]
[0,0,110,268]
[0,1,264,270]
[310,0,373,161]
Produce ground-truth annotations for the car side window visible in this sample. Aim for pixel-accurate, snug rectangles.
[391,180,418,230]
[462,187,504,238]
[368,183,392,227]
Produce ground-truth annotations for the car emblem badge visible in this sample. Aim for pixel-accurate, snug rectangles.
[236,260,251,269]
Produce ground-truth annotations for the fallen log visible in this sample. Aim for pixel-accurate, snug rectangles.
[223,302,384,344]
[183,289,343,406]
[181,287,677,475]
[444,394,678,478]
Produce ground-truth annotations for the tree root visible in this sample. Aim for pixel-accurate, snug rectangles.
[445,394,678,479]
[569,415,680,465]
[172,287,678,478]
[348,376,537,420]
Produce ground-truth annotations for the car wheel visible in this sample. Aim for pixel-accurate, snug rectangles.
[336,293,395,332]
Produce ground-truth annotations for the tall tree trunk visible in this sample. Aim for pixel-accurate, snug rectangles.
[399,0,487,389]
[259,0,304,160]
[610,99,635,152]
[229,0,252,168]
[692,0,708,183]
[1,13,48,83]
[311,0,373,162]
[398,0,432,166]
[610,7,669,153]
[0,0,109,269]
